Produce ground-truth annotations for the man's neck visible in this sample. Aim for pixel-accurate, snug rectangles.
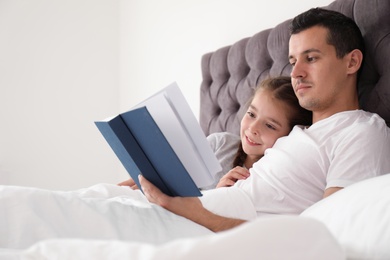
[312,84,360,124]
[312,101,360,124]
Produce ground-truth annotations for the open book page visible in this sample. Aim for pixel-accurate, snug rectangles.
[133,82,221,188]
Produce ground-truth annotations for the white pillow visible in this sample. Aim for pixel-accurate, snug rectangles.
[301,174,390,259]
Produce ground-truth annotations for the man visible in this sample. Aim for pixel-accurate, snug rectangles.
[139,8,390,232]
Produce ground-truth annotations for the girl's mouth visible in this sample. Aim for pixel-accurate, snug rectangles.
[246,136,260,146]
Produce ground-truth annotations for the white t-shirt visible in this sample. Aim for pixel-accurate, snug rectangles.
[235,110,390,216]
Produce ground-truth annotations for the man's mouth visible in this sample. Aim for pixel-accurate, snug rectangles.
[295,80,311,93]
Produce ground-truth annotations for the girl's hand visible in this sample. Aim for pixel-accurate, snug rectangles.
[216,166,250,188]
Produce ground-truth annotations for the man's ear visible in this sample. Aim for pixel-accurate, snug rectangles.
[346,49,363,75]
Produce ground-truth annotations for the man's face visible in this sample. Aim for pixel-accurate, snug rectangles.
[288,26,351,117]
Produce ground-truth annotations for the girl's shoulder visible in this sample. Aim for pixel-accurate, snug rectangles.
[207,131,240,143]
[207,132,241,151]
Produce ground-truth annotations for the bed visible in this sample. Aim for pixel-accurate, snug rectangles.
[1,0,390,259]
[198,0,390,258]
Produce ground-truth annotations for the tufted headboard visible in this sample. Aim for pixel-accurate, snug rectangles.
[199,0,390,136]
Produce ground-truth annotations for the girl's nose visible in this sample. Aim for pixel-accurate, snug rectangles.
[249,122,260,135]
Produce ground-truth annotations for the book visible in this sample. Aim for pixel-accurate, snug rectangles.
[95,82,221,197]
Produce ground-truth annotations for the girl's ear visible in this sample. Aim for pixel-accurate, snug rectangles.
[346,49,363,75]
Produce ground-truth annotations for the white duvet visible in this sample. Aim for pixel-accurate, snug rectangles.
[0,183,345,260]
[0,183,260,248]
[0,184,214,249]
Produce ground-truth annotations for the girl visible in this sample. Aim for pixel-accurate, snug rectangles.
[206,76,312,188]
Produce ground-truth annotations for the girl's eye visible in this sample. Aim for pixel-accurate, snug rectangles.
[266,123,276,130]
[247,111,255,118]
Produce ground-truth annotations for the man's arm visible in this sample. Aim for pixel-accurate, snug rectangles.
[138,175,246,232]
[323,187,343,198]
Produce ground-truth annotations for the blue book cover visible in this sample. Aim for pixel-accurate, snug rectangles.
[95,107,202,197]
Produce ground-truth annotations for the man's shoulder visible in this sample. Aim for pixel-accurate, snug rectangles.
[322,110,387,130]
[333,110,389,141]
[350,110,388,131]
[304,110,389,144]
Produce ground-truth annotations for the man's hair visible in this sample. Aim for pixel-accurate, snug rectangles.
[290,8,365,59]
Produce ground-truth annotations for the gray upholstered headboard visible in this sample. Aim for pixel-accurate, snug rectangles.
[199,0,390,136]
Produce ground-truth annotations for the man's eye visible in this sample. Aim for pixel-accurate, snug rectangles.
[307,56,316,62]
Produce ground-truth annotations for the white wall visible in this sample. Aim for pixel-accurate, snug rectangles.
[119,0,334,114]
[0,0,333,190]
[0,0,124,190]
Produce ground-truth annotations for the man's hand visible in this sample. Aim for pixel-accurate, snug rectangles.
[117,178,139,190]
[138,175,246,232]
[216,166,250,188]
[138,175,203,219]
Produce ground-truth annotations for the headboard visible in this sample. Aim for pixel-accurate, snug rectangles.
[200,0,390,136]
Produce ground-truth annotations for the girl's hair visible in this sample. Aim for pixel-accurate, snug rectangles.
[232,76,312,168]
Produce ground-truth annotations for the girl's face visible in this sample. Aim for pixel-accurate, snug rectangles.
[240,89,292,163]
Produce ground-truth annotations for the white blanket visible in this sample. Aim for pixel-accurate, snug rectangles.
[0,184,213,249]
[0,183,259,250]
[0,184,345,259]
[0,218,344,260]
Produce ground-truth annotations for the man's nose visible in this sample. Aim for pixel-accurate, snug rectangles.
[290,61,305,79]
